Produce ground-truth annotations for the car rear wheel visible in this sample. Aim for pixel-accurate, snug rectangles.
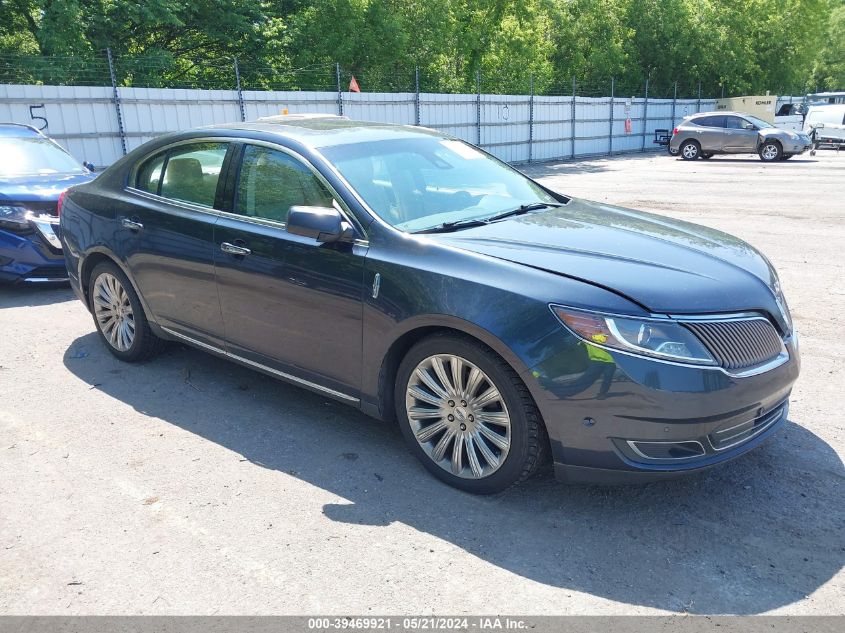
[759,140,783,162]
[680,140,700,160]
[395,333,547,494]
[88,261,166,362]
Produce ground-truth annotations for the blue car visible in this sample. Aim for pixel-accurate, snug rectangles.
[0,124,94,283]
[59,117,799,492]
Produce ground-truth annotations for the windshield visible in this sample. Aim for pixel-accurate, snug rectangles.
[320,137,558,232]
[744,115,774,129]
[0,137,86,177]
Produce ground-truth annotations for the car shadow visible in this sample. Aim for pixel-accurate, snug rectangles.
[523,152,667,177]
[675,157,818,164]
[0,283,75,308]
[63,333,844,614]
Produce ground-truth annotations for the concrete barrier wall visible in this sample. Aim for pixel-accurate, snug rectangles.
[0,83,717,167]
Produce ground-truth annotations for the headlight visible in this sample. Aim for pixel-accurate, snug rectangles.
[787,131,798,140]
[551,306,717,365]
[0,204,29,230]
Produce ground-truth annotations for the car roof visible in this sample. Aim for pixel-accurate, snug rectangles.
[686,111,749,118]
[0,123,45,138]
[205,116,444,149]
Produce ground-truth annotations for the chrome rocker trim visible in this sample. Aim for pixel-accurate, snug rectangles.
[160,326,359,403]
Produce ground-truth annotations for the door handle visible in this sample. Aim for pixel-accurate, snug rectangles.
[121,217,143,231]
[220,242,251,256]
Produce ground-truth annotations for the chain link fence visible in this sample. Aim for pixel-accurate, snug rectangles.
[0,52,720,167]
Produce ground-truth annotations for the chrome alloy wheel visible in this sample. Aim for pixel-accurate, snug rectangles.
[92,273,135,351]
[405,354,511,479]
[682,143,699,159]
[761,144,779,160]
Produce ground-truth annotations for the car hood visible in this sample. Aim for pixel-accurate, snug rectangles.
[0,172,95,203]
[428,198,787,325]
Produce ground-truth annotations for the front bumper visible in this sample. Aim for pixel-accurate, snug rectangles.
[0,224,68,283]
[785,138,812,154]
[525,334,800,483]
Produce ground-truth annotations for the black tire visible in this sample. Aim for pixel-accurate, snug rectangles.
[679,140,700,160]
[758,140,783,162]
[88,261,166,362]
[701,153,714,160]
[395,333,548,494]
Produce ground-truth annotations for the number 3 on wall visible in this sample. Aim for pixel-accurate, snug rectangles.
[29,104,48,131]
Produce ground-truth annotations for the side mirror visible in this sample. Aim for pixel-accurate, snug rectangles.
[286,205,353,243]
[814,122,825,129]
[743,122,756,130]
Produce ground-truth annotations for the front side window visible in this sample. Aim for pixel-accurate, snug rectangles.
[726,116,750,129]
[159,142,228,208]
[234,145,334,223]
[320,136,558,232]
[742,115,773,129]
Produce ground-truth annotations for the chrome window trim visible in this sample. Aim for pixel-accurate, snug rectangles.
[129,137,230,202]
[160,326,359,403]
[231,138,367,239]
[550,304,791,378]
[125,136,368,241]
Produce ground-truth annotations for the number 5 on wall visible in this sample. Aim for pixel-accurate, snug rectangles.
[29,104,48,131]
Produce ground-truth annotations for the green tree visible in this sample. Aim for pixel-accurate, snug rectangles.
[810,1,845,90]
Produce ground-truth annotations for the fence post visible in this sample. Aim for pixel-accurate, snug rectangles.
[233,57,246,122]
[608,77,614,156]
[106,48,127,156]
[697,81,702,114]
[528,75,534,163]
[335,62,343,116]
[671,81,677,128]
[641,78,649,152]
[475,69,481,146]
[570,77,576,159]
[414,66,421,126]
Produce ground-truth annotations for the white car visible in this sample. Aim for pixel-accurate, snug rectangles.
[804,104,845,147]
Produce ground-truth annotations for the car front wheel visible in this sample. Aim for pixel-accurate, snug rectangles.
[759,140,783,162]
[680,140,700,160]
[88,261,166,362]
[395,334,547,494]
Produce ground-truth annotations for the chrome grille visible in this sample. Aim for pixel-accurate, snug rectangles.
[708,402,787,451]
[683,318,783,370]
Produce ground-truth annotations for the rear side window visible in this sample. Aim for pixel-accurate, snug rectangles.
[136,153,166,194]
[159,142,228,208]
[234,145,334,223]
[693,115,726,128]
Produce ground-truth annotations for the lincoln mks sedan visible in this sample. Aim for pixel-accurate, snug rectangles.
[59,115,800,493]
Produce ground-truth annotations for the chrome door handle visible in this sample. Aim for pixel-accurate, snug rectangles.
[220,242,251,256]
[121,218,143,231]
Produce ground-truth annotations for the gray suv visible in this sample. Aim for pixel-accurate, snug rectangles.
[669,111,812,161]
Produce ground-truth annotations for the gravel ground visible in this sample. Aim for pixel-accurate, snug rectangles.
[1,150,843,615]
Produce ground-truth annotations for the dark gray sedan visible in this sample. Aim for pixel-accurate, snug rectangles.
[670,111,812,161]
[58,116,800,493]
